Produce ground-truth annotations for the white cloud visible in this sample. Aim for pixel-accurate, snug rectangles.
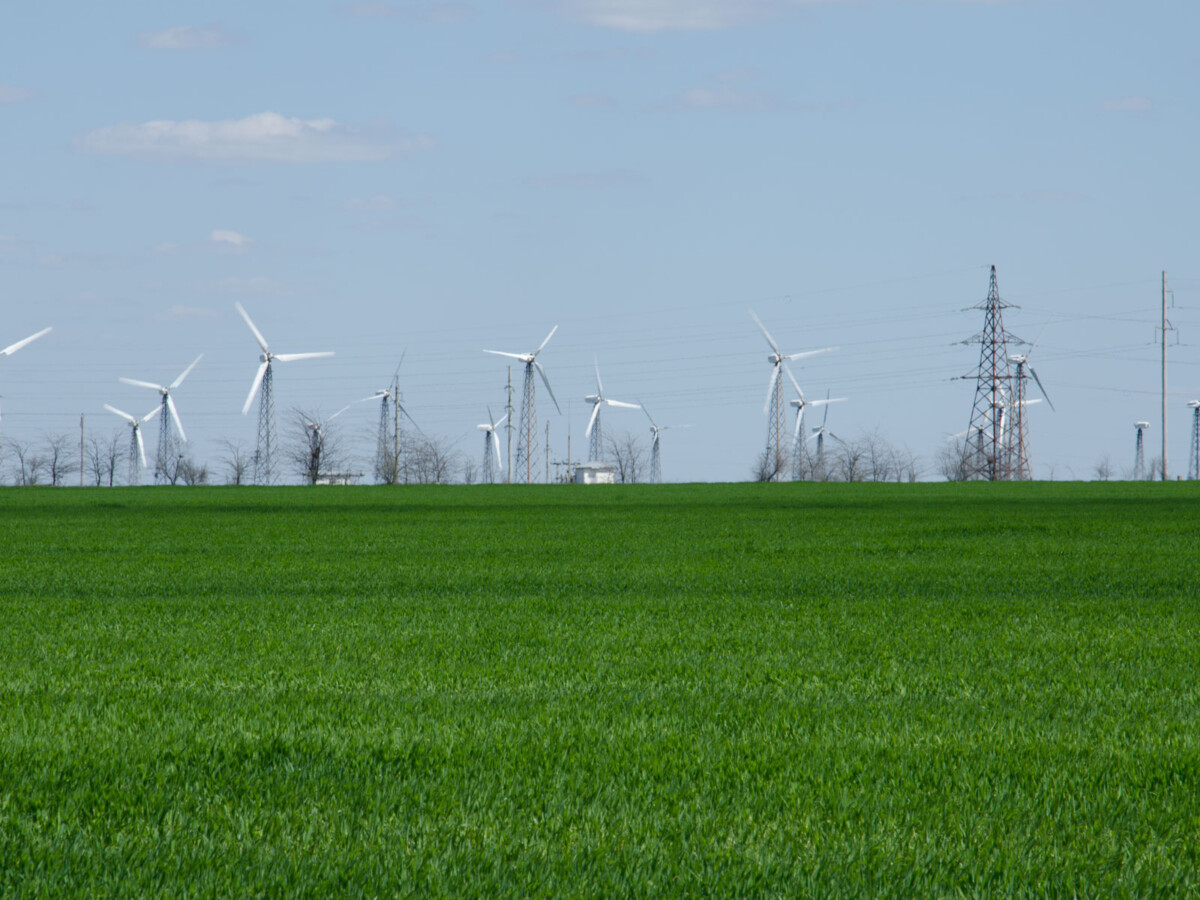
[0,84,34,104]
[1100,96,1153,113]
[75,112,432,164]
[210,229,252,247]
[554,0,795,31]
[137,25,236,50]
[343,1,474,22]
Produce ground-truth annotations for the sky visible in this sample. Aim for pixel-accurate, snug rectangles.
[2,0,1198,483]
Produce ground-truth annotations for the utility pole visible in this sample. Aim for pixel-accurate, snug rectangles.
[393,373,400,482]
[1160,271,1170,480]
[545,422,551,484]
[961,266,1017,481]
[505,366,514,484]
[80,414,85,487]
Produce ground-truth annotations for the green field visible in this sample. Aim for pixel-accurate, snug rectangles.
[2,483,1198,897]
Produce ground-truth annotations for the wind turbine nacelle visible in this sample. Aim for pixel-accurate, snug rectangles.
[1135,422,1151,430]
[584,394,601,404]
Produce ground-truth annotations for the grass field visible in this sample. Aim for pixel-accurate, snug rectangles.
[1,482,1198,897]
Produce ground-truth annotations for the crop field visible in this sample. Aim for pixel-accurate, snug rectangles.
[1,482,1199,897]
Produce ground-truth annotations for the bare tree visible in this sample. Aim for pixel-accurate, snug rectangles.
[936,438,970,482]
[43,433,78,487]
[894,444,924,483]
[401,433,458,485]
[608,431,646,484]
[1093,455,1113,482]
[7,439,46,486]
[219,439,252,486]
[174,455,209,486]
[86,432,124,487]
[287,409,348,485]
[860,430,897,483]
[752,447,781,483]
[460,457,478,485]
[831,437,867,482]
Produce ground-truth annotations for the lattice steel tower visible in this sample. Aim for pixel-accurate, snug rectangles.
[1187,401,1199,480]
[255,364,276,485]
[962,266,1017,481]
[1134,421,1150,480]
[484,327,559,484]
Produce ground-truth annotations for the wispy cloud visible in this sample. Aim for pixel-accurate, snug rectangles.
[0,84,34,104]
[75,112,432,164]
[210,229,252,248]
[1100,95,1153,113]
[552,0,800,32]
[342,1,475,22]
[137,25,237,50]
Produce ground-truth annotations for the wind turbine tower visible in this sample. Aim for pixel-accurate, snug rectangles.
[750,311,835,482]
[1188,401,1199,480]
[1134,421,1150,480]
[120,355,202,484]
[104,404,156,486]
[478,407,507,484]
[484,327,560,484]
[584,359,640,462]
[962,266,1017,481]
[1007,350,1054,481]
[808,399,843,482]
[787,373,846,481]
[236,303,334,485]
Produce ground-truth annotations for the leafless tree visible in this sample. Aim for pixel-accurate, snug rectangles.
[86,432,124,487]
[175,455,209,486]
[7,439,46,486]
[287,408,349,485]
[936,437,970,482]
[460,457,478,485]
[219,439,252,486]
[831,436,867,482]
[1093,455,1113,481]
[860,429,897,483]
[894,444,924,483]
[400,433,458,485]
[608,431,646,484]
[43,432,78,487]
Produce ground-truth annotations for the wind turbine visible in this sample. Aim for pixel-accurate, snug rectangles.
[584,359,640,463]
[1,326,52,432]
[298,405,352,485]
[1007,345,1055,480]
[236,302,334,485]
[356,357,418,484]
[120,354,202,485]
[1134,421,1151,480]
[484,326,560,483]
[641,403,688,484]
[750,310,835,482]
[1187,400,1200,481]
[104,403,158,486]
[786,371,846,481]
[478,407,507,484]
[808,396,844,482]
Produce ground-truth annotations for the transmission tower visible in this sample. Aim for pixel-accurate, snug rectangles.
[1134,421,1150,480]
[962,266,1017,481]
[1188,401,1199,480]
[255,364,276,485]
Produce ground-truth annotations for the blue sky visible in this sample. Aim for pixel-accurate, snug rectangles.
[2,0,1197,482]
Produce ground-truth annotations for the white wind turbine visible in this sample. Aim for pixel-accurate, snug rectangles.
[104,403,159,486]
[750,310,836,482]
[120,354,202,485]
[786,372,846,481]
[584,359,640,463]
[808,394,845,481]
[236,302,334,485]
[356,357,418,484]
[484,326,560,483]
[478,407,508,484]
[298,404,352,485]
[641,403,688,484]
[1,326,52,431]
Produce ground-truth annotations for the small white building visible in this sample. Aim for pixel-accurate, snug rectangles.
[574,463,616,485]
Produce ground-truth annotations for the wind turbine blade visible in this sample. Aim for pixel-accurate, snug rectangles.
[170,354,203,389]
[535,361,560,413]
[327,404,353,422]
[785,366,805,402]
[641,403,656,427]
[585,400,601,437]
[793,408,805,440]
[243,362,268,415]
[606,399,641,409]
[594,358,604,395]
[274,351,334,362]
[536,325,558,355]
[483,350,529,361]
[749,310,781,355]
[787,346,837,361]
[492,430,502,470]
[820,401,830,429]
[104,404,136,424]
[763,364,780,416]
[496,413,508,428]
[136,429,147,467]
[235,302,269,353]
[487,405,497,430]
[1,326,52,357]
[166,395,186,442]
[1029,366,1056,411]
[120,377,165,392]
[808,397,848,407]
[142,406,161,422]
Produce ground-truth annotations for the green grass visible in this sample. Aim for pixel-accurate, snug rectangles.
[2,482,1199,897]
